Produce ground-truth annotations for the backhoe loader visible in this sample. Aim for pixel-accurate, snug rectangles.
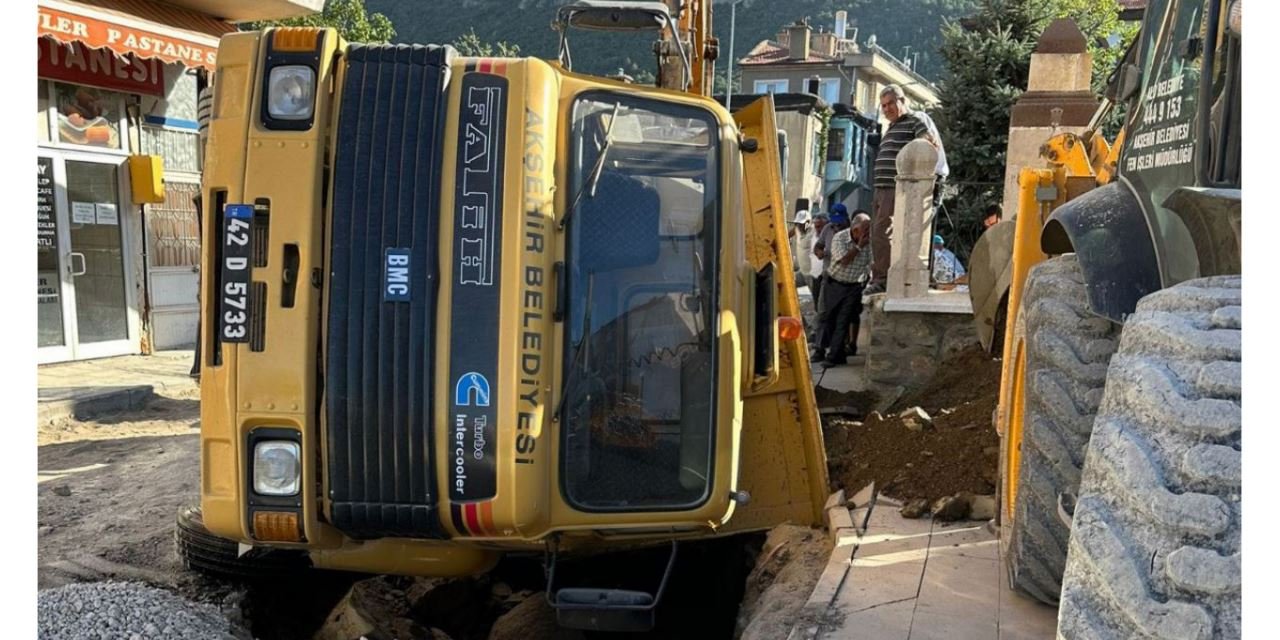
[180,0,828,631]
[969,1,1241,636]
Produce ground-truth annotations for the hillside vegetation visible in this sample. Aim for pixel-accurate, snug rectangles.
[365,0,976,81]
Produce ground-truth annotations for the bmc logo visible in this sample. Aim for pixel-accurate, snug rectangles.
[383,248,411,302]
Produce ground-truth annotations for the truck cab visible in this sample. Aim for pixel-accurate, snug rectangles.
[196,26,827,581]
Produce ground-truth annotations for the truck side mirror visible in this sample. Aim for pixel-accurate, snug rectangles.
[1117,63,1143,103]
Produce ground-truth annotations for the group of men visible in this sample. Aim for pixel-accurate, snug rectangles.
[790,83,953,367]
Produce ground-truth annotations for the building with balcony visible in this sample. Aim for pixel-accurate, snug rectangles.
[737,12,941,128]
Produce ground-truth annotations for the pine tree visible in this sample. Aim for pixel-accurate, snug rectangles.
[930,0,1037,260]
[929,0,1135,261]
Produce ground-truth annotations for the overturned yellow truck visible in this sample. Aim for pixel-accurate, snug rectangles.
[184,19,827,631]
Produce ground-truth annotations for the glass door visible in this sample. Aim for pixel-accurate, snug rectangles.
[37,152,138,362]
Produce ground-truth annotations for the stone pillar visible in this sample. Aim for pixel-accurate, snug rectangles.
[1000,19,1098,219]
[887,139,938,299]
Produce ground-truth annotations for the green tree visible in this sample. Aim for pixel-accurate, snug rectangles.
[451,28,521,57]
[929,0,1135,261]
[930,0,1037,261]
[711,68,740,96]
[246,0,395,43]
[1028,0,1138,90]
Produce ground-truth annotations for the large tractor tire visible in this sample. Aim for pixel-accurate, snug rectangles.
[1004,255,1121,604]
[1058,277,1241,639]
[174,506,310,580]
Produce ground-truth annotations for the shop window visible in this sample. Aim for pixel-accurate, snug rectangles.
[142,127,201,173]
[38,80,51,143]
[145,181,201,268]
[53,81,124,150]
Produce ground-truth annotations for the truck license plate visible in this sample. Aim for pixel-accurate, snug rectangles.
[220,204,253,343]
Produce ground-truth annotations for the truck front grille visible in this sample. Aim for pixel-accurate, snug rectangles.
[324,43,455,539]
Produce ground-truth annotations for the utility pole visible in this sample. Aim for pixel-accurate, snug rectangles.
[724,0,744,108]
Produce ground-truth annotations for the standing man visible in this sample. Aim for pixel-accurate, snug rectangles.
[867,85,938,294]
[791,208,817,291]
[810,205,843,352]
[807,211,829,305]
[811,209,848,361]
[815,213,872,367]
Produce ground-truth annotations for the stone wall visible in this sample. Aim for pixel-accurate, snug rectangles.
[864,296,979,389]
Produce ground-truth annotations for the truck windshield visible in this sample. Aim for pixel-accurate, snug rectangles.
[560,93,720,511]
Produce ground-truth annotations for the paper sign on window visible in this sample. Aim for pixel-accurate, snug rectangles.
[71,202,96,224]
[95,203,118,226]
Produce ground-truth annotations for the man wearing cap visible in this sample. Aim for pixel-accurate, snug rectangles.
[815,213,872,366]
[811,208,848,360]
[809,206,842,354]
[798,213,829,343]
[931,234,966,285]
[814,204,847,275]
[790,208,817,292]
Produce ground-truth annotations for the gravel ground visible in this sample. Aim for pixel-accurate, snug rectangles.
[38,581,247,639]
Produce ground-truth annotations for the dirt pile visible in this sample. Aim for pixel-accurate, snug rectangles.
[824,346,1002,503]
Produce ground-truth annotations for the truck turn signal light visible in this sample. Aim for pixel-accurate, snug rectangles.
[271,27,322,52]
[778,316,804,341]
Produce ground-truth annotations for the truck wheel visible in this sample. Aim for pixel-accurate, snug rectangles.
[174,506,310,580]
[1004,255,1120,604]
[1058,277,1241,639]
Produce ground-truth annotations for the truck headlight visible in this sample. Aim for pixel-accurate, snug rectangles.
[266,65,316,120]
[253,441,301,496]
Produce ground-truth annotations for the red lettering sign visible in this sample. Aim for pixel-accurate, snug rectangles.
[37,38,163,96]
[37,5,222,71]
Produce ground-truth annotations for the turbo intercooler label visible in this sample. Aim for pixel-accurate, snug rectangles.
[449,71,507,502]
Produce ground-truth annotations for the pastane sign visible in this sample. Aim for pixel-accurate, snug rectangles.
[38,38,163,96]
[38,4,219,71]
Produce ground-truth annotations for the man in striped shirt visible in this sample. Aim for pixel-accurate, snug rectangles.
[867,84,939,293]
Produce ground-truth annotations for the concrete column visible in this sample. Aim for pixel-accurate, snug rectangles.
[887,139,938,299]
[1000,19,1098,219]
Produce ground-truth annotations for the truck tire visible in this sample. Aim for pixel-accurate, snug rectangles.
[1058,277,1241,639]
[1005,255,1120,604]
[174,506,310,580]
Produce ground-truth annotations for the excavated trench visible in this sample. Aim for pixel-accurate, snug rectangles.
[224,534,764,640]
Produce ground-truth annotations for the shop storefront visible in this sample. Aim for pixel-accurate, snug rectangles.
[37,0,232,363]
